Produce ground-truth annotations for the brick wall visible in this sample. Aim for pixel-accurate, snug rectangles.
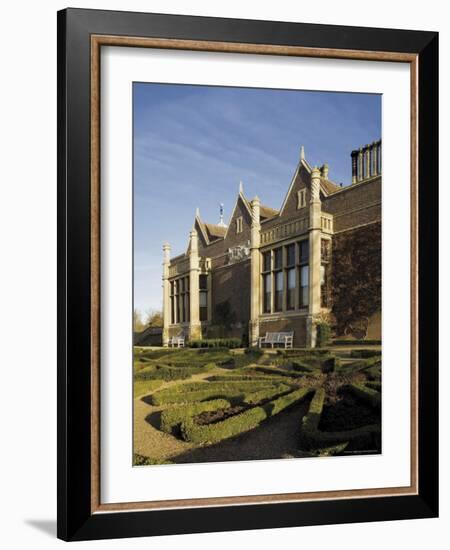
[259,316,308,347]
[323,177,381,232]
[208,260,251,341]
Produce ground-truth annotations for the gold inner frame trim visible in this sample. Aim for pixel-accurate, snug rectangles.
[90,34,419,514]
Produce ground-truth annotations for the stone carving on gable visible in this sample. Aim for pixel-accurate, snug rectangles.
[227,241,250,264]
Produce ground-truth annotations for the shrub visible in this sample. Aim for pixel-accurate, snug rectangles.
[188,338,242,349]
[160,399,231,434]
[206,374,287,383]
[300,387,380,450]
[182,405,268,444]
[135,362,216,381]
[321,356,338,374]
[345,383,381,409]
[276,349,330,357]
[316,323,331,348]
[133,453,172,465]
[268,387,312,415]
[151,389,236,405]
[332,339,381,346]
[302,388,326,432]
[250,366,303,379]
[157,380,275,395]
[350,349,382,358]
[339,356,381,373]
[181,387,312,444]
[243,384,290,405]
[291,361,316,373]
[150,380,276,405]
[301,423,381,450]
[134,366,192,381]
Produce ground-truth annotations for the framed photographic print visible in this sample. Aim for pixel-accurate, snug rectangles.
[57,8,439,541]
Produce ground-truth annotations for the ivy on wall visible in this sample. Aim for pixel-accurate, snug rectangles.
[331,222,381,338]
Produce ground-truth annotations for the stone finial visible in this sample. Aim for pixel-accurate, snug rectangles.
[239,181,244,194]
[311,166,321,202]
[300,145,305,161]
[250,195,261,227]
[321,163,329,179]
[162,242,171,263]
[195,207,200,218]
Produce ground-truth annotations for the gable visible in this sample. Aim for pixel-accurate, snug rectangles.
[279,163,311,220]
[194,218,209,248]
[224,194,252,246]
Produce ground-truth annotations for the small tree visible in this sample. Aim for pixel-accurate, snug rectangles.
[133,309,145,333]
[146,309,163,328]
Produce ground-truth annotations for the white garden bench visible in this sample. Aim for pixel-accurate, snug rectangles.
[168,333,185,348]
[258,331,294,349]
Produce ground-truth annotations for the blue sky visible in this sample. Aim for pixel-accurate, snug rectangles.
[134,83,381,314]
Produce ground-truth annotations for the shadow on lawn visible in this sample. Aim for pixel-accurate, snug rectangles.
[145,411,162,430]
[169,400,311,464]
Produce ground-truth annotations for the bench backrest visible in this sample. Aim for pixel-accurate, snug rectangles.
[277,331,294,341]
[265,331,294,343]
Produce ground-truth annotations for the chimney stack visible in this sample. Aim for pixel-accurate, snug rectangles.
[351,140,381,184]
[320,163,329,180]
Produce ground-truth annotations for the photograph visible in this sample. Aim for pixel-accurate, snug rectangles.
[132,83,382,466]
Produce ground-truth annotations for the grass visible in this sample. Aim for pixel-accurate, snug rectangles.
[134,379,164,398]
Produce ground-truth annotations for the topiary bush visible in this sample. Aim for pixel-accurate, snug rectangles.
[316,322,331,348]
[188,338,242,349]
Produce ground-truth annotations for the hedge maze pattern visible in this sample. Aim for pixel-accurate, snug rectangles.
[134,347,382,461]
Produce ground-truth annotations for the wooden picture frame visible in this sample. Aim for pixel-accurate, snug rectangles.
[57,8,438,541]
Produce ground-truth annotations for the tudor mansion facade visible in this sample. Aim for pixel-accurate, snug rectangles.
[161,142,382,347]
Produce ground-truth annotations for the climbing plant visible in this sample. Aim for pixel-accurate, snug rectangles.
[331,222,381,338]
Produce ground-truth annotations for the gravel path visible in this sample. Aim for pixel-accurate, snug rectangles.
[133,368,311,464]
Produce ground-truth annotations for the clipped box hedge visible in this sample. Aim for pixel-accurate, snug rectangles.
[243,384,291,405]
[134,365,192,382]
[250,366,303,379]
[160,399,231,434]
[150,380,276,405]
[350,349,382,359]
[300,387,381,450]
[206,374,287,383]
[346,383,381,409]
[157,379,276,395]
[181,387,312,445]
[332,339,381,346]
[188,338,242,349]
[301,388,326,432]
[301,422,381,450]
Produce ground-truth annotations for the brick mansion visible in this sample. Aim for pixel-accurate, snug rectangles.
[162,141,382,348]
